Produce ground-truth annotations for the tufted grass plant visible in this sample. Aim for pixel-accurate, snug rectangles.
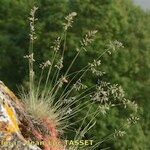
[21,6,139,149]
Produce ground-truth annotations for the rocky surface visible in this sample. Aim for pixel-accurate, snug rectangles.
[0,81,42,150]
[0,81,65,150]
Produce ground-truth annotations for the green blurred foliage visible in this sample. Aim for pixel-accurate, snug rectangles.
[0,0,150,149]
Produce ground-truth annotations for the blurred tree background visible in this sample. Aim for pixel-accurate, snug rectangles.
[0,0,149,149]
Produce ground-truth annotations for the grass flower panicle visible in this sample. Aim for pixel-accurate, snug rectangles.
[64,12,77,31]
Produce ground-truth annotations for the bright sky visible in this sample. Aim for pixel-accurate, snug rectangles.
[134,0,150,10]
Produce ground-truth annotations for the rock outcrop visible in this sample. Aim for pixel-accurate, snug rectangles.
[0,81,65,150]
[0,81,42,149]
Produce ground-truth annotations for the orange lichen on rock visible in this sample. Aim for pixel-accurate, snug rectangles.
[42,118,65,150]
[3,102,19,133]
[33,117,65,150]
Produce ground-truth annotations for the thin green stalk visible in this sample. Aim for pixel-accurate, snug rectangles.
[53,31,67,85]
[42,50,57,98]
